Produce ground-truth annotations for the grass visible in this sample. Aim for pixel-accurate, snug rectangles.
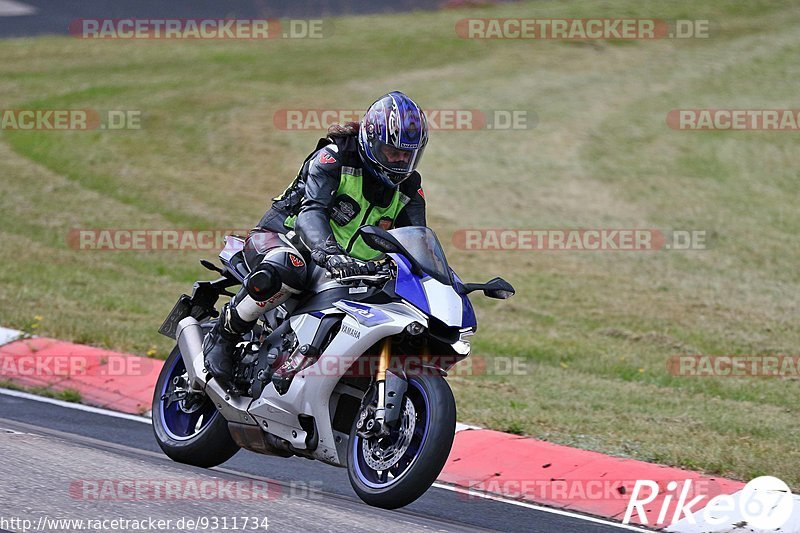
[0,0,798,487]
[0,380,83,403]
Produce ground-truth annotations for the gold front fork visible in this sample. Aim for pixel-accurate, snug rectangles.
[374,338,392,429]
[377,337,391,381]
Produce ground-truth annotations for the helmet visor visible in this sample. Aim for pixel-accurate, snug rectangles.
[369,139,425,184]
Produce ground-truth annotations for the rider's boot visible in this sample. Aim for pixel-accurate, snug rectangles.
[204,257,303,393]
[202,301,256,387]
[203,261,289,388]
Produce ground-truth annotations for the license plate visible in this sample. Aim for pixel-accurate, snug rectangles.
[158,294,193,339]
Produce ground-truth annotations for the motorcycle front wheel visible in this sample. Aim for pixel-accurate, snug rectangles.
[347,372,456,509]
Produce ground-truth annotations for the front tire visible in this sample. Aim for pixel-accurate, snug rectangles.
[347,373,456,509]
[152,335,239,468]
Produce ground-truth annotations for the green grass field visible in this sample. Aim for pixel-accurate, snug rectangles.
[1,0,798,487]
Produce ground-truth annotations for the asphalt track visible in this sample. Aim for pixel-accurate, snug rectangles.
[0,390,649,532]
[0,0,467,38]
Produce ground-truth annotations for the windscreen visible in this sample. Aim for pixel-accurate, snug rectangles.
[388,226,451,285]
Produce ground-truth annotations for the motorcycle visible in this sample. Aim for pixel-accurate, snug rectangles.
[153,225,514,509]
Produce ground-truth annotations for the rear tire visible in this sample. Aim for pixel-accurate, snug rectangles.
[152,334,239,468]
[347,373,456,509]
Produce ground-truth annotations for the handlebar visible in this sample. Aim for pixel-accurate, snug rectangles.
[356,261,381,276]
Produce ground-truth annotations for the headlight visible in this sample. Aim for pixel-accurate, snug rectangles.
[451,327,474,355]
[406,322,426,336]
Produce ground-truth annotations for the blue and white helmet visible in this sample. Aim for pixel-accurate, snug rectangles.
[358,91,428,188]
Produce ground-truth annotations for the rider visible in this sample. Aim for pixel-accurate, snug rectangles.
[202,91,429,387]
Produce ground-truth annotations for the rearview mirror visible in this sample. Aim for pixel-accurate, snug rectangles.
[483,277,515,299]
[462,277,515,299]
[357,225,401,254]
[357,225,424,276]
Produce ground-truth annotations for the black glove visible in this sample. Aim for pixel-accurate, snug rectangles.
[310,236,362,277]
[323,254,363,278]
[311,236,341,265]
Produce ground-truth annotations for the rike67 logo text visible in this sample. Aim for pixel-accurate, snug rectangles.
[623,476,793,529]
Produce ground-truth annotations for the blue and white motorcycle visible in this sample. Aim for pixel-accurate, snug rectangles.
[153,225,514,508]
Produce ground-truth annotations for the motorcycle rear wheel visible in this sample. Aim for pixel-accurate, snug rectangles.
[152,329,239,468]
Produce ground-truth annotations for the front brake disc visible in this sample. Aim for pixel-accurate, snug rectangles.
[362,397,416,471]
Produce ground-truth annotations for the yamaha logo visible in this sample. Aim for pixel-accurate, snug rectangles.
[341,324,361,339]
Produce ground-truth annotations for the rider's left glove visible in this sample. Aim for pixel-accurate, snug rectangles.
[322,254,362,277]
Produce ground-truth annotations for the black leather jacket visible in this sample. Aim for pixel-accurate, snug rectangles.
[256,133,427,255]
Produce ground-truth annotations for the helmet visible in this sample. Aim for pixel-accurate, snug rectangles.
[358,91,428,188]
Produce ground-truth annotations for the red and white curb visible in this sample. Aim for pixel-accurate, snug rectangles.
[1,329,798,531]
[0,326,22,346]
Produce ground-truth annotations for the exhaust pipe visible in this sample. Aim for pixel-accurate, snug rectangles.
[228,422,293,458]
[176,317,207,390]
